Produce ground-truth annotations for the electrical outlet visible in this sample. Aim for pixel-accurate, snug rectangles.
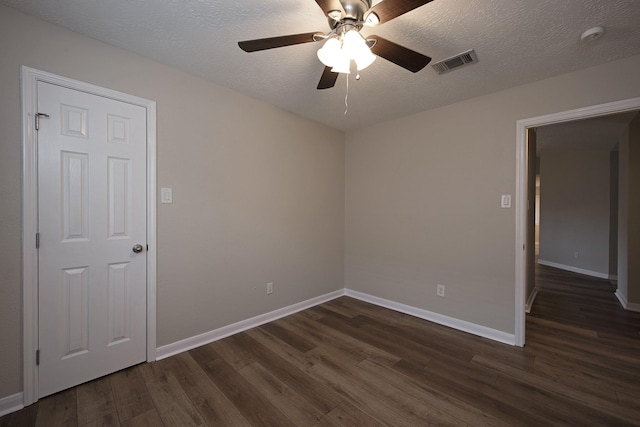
[437,284,445,297]
[574,251,579,259]
[267,282,273,295]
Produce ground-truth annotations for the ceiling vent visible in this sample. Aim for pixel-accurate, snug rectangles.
[432,49,478,75]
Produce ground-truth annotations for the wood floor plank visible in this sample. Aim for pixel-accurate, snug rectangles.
[109,366,155,423]
[278,312,401,367]
[244,326,315,372]
[119,409,164,427]
[308,361,424,427]
[80,412,120,427]
[473,354,638,425]
[238,362,330,426]
[161,350,251,427]
[221,333,343,414]
[260,321,317,353]
[324,401,386,427]
[318,311,434,367]
[190,345,296,427]
[137,362,205,426]
[34,388,77,427]
[356,357,509,427]
[393,358,545,426]
[76,377,117,426]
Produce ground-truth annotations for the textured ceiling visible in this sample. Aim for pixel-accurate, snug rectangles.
[3,0,640,131]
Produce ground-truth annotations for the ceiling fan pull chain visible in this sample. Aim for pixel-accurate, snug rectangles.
[344,67,349,115]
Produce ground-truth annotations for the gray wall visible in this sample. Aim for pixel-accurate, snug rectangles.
[618,128,629,300]
[0,6,345,399]
[538,148,612,276]
[345,53,640,334]
[618,114,640,305]
[609,151,619,279]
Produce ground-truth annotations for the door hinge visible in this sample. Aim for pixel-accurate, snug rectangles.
[36,232,40,249]
[35,112,50,131]
[36,349,40,366]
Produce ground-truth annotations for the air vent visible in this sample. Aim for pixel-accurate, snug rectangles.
[432,49,478,75]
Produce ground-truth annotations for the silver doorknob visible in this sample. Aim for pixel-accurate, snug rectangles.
[132,244,144,253]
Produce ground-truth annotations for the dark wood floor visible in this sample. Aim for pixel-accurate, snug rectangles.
[2,271,640,426]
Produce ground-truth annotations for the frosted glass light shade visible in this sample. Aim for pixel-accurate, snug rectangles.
[331,49,351,74]
[317,30,376,74]
[354,47,376,70]
[317,38,341,67]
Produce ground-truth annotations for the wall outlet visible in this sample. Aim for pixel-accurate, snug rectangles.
[267,282,273,295]
[574,251,579,259]
[437,284,445,297]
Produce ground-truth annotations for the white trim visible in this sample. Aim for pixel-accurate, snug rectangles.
[525,289,538,314]
[515,96,640,348]
[156,290,345,360]
[615,290,640,312]
[615,289,628,308]
[345,290,516,346]
[537,259,609,279]
[0,393,24,417]
[626,301,640,312]
[20,66,157,406]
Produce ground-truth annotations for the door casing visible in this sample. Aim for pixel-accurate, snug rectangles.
[514,96,640,347]
[21,66,157,406]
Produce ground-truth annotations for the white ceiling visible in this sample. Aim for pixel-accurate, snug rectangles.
[3,0,640,131]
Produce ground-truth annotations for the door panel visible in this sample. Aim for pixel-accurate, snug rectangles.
[37,81,147,398]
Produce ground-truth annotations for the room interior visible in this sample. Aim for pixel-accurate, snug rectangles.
[1,0,640,420]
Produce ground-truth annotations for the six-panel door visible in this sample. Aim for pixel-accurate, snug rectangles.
[37,81,147,398]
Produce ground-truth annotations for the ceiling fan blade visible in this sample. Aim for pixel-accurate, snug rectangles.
[238,32,323,52]
[317,66,339,89]
[369,35,431,72]
[314,0,345,19]
[367,0,434,25]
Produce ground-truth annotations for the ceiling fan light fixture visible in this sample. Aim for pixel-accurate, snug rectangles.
[330,49,352,74]
[317,37,341,67]
[319,29,376,73]
[355,48,376,70]
[342,30,376,70]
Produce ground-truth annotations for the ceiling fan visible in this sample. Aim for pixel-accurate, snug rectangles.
[238,0,434,90]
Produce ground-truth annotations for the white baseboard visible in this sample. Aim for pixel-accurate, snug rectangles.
[525,289,538,314]
[537,259,609,279]
[157,286,518,360]
[344,289,516,346]
[615,290,640,312]
[0,393,23,417]
[156,289,346,360]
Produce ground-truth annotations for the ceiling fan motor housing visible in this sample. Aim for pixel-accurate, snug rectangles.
[328,0,372,28]
[238,0,434,90]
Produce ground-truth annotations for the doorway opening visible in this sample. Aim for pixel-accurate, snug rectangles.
[514,97,640,346]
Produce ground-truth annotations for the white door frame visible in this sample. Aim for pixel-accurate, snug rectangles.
[514,96,640,347]
[21,66,157,405]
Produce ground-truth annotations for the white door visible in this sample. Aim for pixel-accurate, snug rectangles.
[37,81,148,397]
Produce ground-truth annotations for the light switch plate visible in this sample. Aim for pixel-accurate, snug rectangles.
[161,187,173,204]
[501,194,511,208]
